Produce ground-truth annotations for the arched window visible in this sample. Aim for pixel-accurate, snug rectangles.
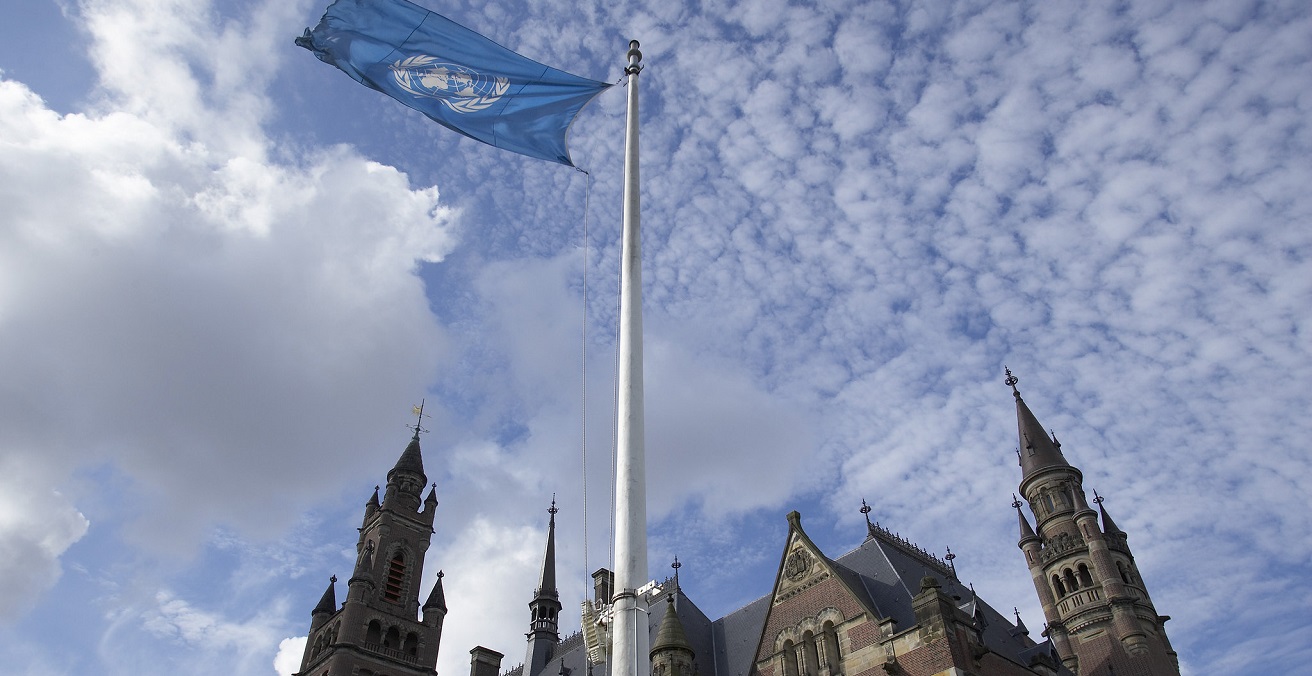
[1118,561,1134,584]
[1052,574,1066,597]
[405,632,419,655]
[384,626,400,649]
[821,621,841,673]
[384,552,406,602]
[1077,563,1094,588]
[802,631,819,676]
[782,640,799,676]
[1063,568,1079,592]
[366,620,382,645]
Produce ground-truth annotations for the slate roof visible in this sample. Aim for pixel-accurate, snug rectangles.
[510,522,1067,676]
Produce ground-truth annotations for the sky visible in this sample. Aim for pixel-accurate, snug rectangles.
[0,0,1309,674]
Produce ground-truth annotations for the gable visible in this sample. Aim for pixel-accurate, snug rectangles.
[751,512,877,667]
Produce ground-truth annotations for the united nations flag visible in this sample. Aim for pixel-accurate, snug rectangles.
[297,0,612,166]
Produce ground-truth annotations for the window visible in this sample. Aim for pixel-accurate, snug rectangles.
[384,552,406,602]
[1077,563,1094,588]
[366,620,382,644]
[1052,574,1066,597]
[384,626,400,649]
[1063,568,1079,592]
[405,632,419,655]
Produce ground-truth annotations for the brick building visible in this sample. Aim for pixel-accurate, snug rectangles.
[293,376,1179,676]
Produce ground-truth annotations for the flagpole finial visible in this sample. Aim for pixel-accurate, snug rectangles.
[625,40,643,74]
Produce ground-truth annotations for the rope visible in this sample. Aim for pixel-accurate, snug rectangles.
[579,165,592,600]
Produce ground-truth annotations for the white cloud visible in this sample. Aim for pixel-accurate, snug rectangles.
[274,636,307,676]
[0,458,89,622]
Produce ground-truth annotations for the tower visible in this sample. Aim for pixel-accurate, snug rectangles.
[1006,368,1179,675]
[650,594,694,676]
[295,424,447,676]
[524,499,563,676]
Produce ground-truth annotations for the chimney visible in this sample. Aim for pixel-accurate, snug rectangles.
[470,646,505,676]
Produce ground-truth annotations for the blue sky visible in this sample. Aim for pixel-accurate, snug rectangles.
[0,0,1309,674]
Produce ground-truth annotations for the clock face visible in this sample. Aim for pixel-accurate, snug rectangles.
[784,548,812,582]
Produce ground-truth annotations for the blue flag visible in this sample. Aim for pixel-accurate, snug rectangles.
[297,0,611,166]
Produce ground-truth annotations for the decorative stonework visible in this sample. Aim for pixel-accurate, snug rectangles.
[1039,531,1086,563]
[785,548,813,582]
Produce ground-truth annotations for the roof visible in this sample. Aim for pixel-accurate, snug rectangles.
[511,520,1064,676]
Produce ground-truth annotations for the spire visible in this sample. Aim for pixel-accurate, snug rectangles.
[424,571,447,611]
[313,575,337,615]
[390,434,427,481]
[368,485,381,509]
[1006,367,1073,481]
[1012,607,1030,636]
[1094,490,1124,535]
[525,499,563,676]
[650,594,694,658]
[390,400,430,482]
[1013,494,1039,543]
[425,483,439,505]
[536,498,559,599]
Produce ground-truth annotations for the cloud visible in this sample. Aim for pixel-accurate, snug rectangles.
[0,458,89,622]
[274,636,307,676]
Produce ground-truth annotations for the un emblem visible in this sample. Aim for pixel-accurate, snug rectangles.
[390,55,509,114]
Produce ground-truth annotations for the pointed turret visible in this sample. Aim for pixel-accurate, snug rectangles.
[383,432,427,512]
[1014,494,1039,544]
[525,499,563,676]
[1095,491,1125,535]
[391,433,427,480]
[651,594,693,656]
[423,569,448,646]
[310,575,337,633]
[540,512,558,595]
[1007,368,1073,482]
[650,594,695,676]
[424,571,447,613]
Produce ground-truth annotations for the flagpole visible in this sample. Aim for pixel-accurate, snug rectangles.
[611,39,649,676]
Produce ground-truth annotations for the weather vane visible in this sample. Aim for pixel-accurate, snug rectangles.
[408,399,431,438]
[1092,489,1105,506]
[549,494,559,516]
[945,546,957,579]
[1004,366,1019,390]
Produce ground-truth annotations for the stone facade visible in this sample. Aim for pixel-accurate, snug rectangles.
[294,433,448,676]
[1008,372,1179,676]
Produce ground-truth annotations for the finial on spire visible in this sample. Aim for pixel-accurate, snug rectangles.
[330,574,337,583]
[945,546,958,579]
[1093,489,1105,505]
[861,498,873,523]
[548,494,559,524]
[625,40,642,74]
[671,556,681,590]
[1012,493,1023,510]
[1050,429,1061,448]
[1004,366,1020,395]
[437,570,444,578]
[408,399,430,439]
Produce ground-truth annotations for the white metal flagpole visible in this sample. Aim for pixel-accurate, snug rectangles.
[610,39,649,676]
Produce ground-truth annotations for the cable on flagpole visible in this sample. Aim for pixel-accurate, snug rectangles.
[580,163,592,598]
